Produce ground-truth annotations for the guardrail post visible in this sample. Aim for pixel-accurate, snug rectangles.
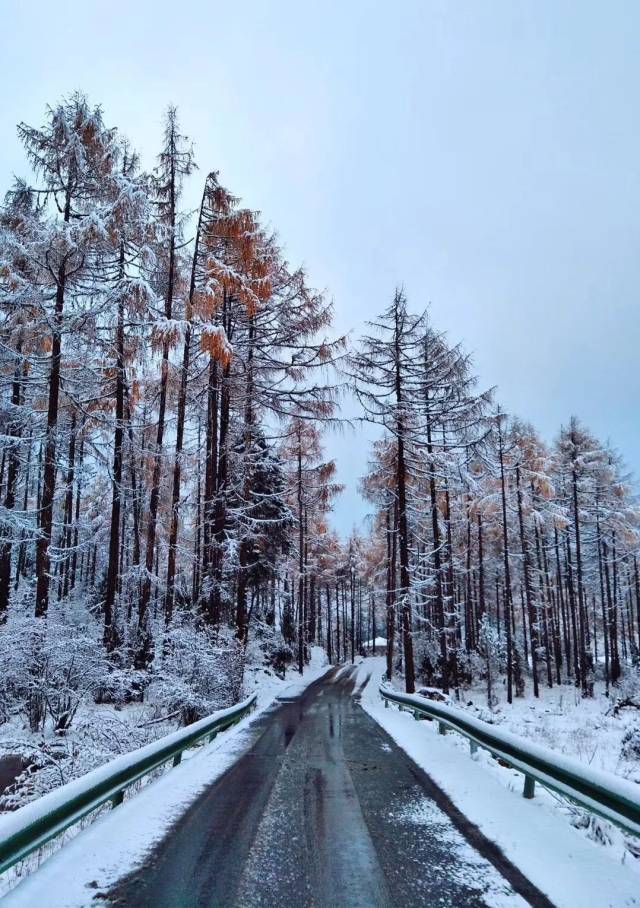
[438,722,447,735]
[384,697,389,708]
[470,740,478,756]
[111,790,124,808]
[173,752,182,767]
[209,730,218,743]
[523,775,535,799]
[413,709,421,720]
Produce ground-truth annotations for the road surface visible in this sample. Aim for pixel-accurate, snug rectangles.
[108,667,553,908]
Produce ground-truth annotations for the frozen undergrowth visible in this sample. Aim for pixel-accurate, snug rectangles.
[455,677,640,784]
[448,672,640,857]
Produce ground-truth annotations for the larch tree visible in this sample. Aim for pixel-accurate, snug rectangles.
[15,96,118,619]
[137,108,194,663]
[349,290,424,693]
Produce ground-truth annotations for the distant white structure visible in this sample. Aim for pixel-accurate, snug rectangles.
[364,636,387,653]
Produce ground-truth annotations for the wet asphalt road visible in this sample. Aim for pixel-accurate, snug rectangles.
[108,667,553,908]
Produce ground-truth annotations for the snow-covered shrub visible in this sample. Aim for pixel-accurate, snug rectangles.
[477,615,504,709]
[246,621,293,679]
[567,808,616,848]
[609,666,640,716]
[280,598,295,646]
[416,686,453,705]
[0,711,151,810]
[620,726,640,761]
[269,642,294,678]
[0,605,110,733]
[0,617,29,725]
[413,633,442,687]
[93,664,149,706]
[147,620,244,725]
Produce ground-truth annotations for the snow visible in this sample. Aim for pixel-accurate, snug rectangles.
[5,650,638,907]
[243,644,329,705]
[385,798,528,908]
[458,679,639,783]
[358,657,640,908]
[379,684,640,832]
[0,655,330,904]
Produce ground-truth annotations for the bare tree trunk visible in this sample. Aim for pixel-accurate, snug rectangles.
[570,446,592,696]
[297,437,305,674]
[385,503,395,680]
[391,297,415,693]
[137,138,177,659]
[36,189,71,618]
[59,410,77,601]
[515,464,539,697]
[0,339,23,620]
[68,426,84,594]
[326,584,333,664]
[497,417,515,703]
[425,394,448,692]
[165,178,210,625]
[105,267,126,651]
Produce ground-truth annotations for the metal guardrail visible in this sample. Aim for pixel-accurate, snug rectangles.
[0,693,257,875]
[379,685,640,839]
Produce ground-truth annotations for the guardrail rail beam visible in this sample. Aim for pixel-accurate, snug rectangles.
[378,684,640,839]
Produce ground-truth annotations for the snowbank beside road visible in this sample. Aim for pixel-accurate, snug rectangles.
[358,658,640,908]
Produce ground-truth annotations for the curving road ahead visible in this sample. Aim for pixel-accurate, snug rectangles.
[108,667,553,908]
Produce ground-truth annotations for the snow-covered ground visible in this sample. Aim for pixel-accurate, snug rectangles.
[358,657,640,908]
[0,653,329,903]
[244,644,329,707]
[454,678,639,783]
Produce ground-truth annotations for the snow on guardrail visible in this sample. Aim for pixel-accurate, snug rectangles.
[379,684,640,838]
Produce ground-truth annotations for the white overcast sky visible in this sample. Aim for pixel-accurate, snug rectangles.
[2,1,639,535]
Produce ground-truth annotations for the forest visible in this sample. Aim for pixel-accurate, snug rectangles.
[1,94,639,808]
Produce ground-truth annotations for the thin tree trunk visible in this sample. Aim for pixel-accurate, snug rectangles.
[515,464,539,697]
[105,263,126,651]
[0,338,23,620]
[35,189,72,618]
[165,179,209,625]
[497,418,514,703]
[137,139,177,656]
